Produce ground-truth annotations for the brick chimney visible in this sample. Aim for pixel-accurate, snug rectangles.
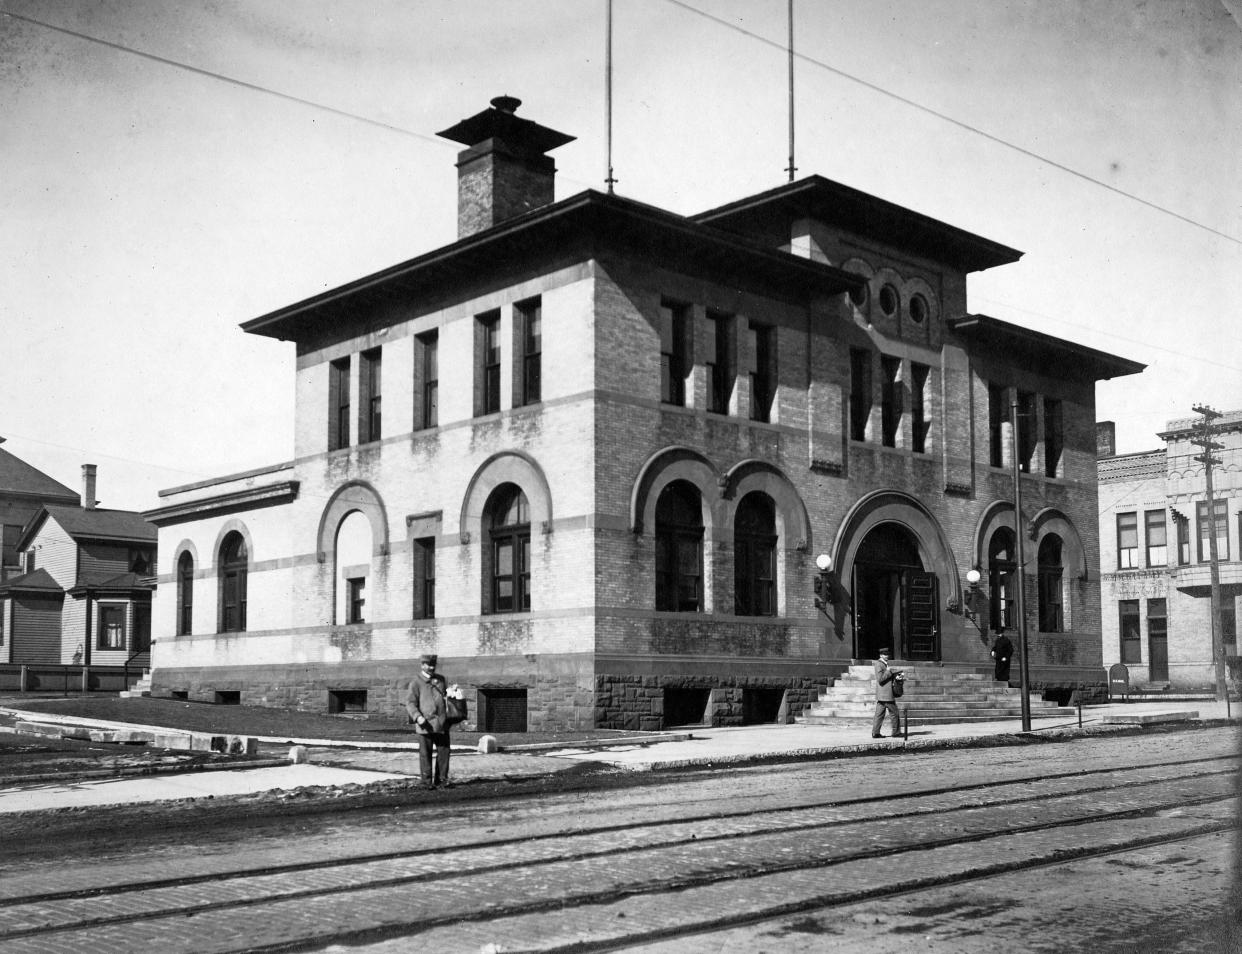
[82,463,97,510]
[1096,421,1116,459]
[437,95,575,239]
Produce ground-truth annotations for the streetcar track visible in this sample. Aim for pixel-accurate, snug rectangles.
[0,774,1233,946]
[530,823,1238,954]
[0,752,1232,909]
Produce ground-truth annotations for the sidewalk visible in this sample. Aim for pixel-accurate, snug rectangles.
[0,700,1235,815]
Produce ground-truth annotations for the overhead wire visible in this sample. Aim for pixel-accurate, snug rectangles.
[2,2,1238,491]
[660,0,1241,247]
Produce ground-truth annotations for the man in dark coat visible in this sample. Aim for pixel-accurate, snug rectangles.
[406,653,451,787]
[872,648,903,738]
[991,631,1014,683]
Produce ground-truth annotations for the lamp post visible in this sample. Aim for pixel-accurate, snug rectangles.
[1011,397,1032,732]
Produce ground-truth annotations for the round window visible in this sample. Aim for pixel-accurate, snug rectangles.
[849,282,869,309]
[910,294,929,325]
[879,284,899,317]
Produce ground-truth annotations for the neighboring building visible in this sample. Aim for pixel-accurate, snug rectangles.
[0,438,79,583]
[0,465,156,671]
[146,96,1142,730]
[1098,414,1241,688]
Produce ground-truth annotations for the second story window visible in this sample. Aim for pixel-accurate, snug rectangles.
[416,331,438,430]
[1197,499,1229,562]
[881,355,902,447]
[911,362,930,454]
[2,524,22,570]
[1017,390,1036,473]
[1176,512,1191,565]
[359,348,382,444]
[478,311,501,416]
[518,297,542,406]
[750,323,774,423]
[1043,398,1063,477]
[1145,510,1167,567]
[1117,511,1138,569]
[329,357,350,451]
[988,382,1006,467]
[659,300,689,406]
[706,311,732,414]
[850,349,871,441]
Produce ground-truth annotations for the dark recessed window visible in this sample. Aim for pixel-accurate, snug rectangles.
[909,294,928,324]
[849,282,869,309]
[518,297,542,406]
[879,284,899,317]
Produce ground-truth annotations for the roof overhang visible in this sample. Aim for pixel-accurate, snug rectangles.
[241,191,865,344]
[948,314,1146,381]
[144,480,300,527]
[693,175,1024,274]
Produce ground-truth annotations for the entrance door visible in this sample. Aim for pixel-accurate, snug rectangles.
[850,522,940,661]
[1149,633,1169,682]
[904,571,939,661]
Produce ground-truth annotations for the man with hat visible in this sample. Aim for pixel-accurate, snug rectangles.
[872,648,903,738]
[406,653,452,787]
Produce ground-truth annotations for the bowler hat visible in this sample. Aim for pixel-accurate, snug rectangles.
[420,653,438,666]
[878,648,891,656]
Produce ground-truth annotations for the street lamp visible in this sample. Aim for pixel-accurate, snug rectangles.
[813,553,832,615]
[962,567,983,631]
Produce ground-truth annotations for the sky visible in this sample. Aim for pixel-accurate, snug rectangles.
[2,0,1239,512]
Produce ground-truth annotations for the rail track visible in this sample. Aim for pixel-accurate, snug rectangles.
[0,747,1236,953]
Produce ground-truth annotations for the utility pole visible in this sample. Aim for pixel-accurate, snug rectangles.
[1010,395,1032,731]
[1190,404,1228,701]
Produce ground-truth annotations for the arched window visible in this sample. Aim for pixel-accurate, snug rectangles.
[218,533,248,632]
[734,492,776,616]
[655,481,703,612]
[988,528,1016,632]
[487,484,530,613]
[176,551,194,636]
[1038,534,1064,633]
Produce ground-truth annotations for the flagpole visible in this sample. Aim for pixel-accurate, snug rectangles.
[786,0,796,181]
[605,0,616,193]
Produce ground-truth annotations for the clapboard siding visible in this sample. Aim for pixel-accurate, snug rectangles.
[13,594,63,664]
[79,541,137,580]
[28,518,76,589]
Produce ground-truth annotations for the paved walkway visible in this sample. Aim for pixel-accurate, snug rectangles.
[0,700,1235,815]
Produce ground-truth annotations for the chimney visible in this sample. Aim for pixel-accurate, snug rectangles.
[1096,421,1116,460]
[82,463,97,510]
[437,95,575,239]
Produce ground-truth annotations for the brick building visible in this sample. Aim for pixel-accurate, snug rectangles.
[1097,414,1241,689]
[146,97,1142,730]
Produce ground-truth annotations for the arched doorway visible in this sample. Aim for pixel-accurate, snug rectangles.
[852,523,938,660]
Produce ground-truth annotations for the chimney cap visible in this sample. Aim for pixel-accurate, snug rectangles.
[437,96,575,155]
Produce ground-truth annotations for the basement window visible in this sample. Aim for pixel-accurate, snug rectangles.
[663,687,711,727]
[214,691,241,706]
[328,689,368,714]
[479,687,527,733]
[742,687,785,725]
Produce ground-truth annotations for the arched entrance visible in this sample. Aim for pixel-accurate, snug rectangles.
[852,522,939,661]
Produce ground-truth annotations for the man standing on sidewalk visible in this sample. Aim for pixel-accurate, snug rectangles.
[406,653,451,787]
[872,648,903,738]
